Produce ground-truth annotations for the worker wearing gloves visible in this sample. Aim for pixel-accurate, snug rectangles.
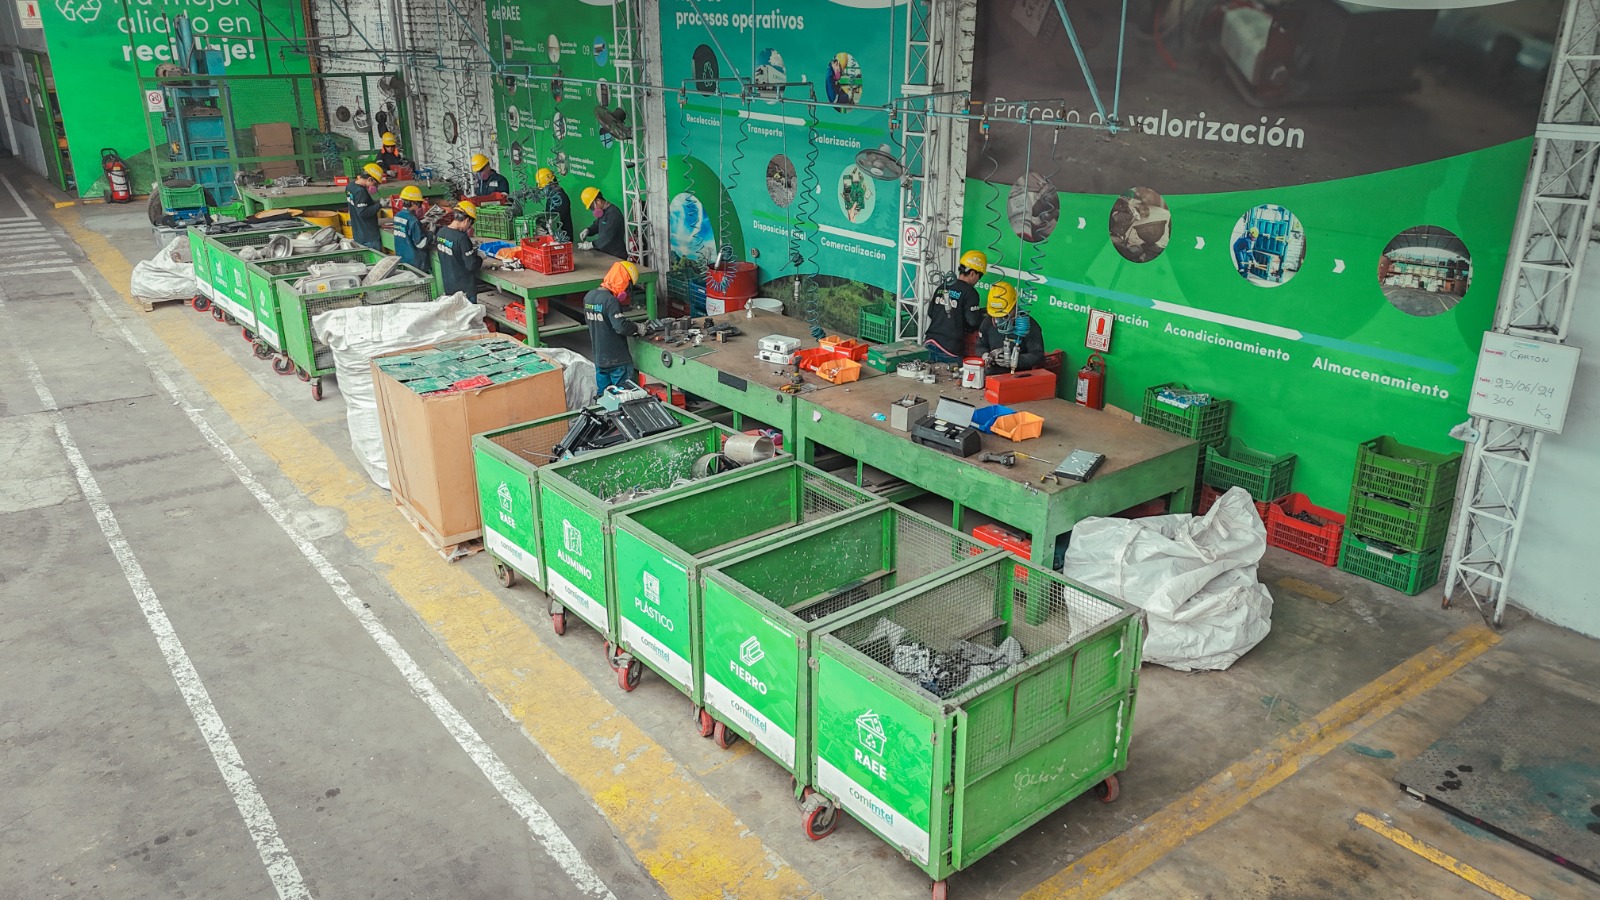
[925,249,987,362]
[577,187,626,258]
[585,260,642,394]
[391,185,430,274]
[436,201,482,303]
[347,163,386,250]
[471,153,510,196]
[375,132,407,173]
[1233,226,1259,278]
[974,281,1045,376]
[537,167,575,242]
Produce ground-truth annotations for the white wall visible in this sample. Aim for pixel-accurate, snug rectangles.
[1509,252,1600,637]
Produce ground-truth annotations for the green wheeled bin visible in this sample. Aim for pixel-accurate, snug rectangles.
[696,506,988,788]
[610,462,882,722]
[537,425,789,686]
[193,226,319,331]
[241,249,378,373]
[472,405,704,595]
[810,554,1141,896]
[276,264,434,401]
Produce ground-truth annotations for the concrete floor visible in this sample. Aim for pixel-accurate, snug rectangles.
[2,160,1597,899]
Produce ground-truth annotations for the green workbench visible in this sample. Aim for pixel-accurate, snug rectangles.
[238,179,452,215]
[633,310,1199,568]
[478,252,659,349]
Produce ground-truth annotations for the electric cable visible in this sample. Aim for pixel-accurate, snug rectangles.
[978,119,1005,268]
[795,98,824,338]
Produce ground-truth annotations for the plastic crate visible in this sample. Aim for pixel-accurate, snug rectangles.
[819,335,869,361]
[209,201,246,221]
[1141,382,1232,448]
[1354,436,1462,508]
[160,184,207,211]
[1337,533,1443,596]
[857,302,908,344]
[1347,492,1451,552]
[1266,493,1346,566]
[992,411,1044,441]
[815,357,862,384]
[517,236,575,275]
[1197,483,1269,521]
[1204,437,1296,502]
[475,203,515,241]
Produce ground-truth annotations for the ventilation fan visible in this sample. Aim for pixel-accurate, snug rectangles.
[377,75,402,98]
[594,105,632,141]
[854,144,904,181]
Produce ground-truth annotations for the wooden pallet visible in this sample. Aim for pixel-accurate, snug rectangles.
[393,497,483,562]
[135,294,195,313]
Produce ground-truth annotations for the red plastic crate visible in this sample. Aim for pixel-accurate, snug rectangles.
[1197,483,1270,522]
[795,347,834,372]
[968,524,1031,580]
[1266,493,1346,566]
[819,335,869,361]
[518,236,575,275]
[984,369,1057,405]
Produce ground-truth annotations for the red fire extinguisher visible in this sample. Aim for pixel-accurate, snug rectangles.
[101,148,133,204]
[1076,353,1106,409]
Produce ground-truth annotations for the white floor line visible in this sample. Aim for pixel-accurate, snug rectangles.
[1,175,39,219]
[59,245,617,898]
[0,259,72,270]
[0,290,313,900]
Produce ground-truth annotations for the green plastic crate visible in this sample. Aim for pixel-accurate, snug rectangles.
[1354,436,1462,508]
[1347,492,1451,552]
[475,203,515,241]
[1337,533,1443,596]
[161,184,208,211]
[1203,437,1296,502]
[209,200,246,221]
[1140,383,1232,449]
[858,302,909,344]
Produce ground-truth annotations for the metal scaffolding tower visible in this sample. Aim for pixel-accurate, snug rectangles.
[612,0,653,270]
[1445,0,1600,626]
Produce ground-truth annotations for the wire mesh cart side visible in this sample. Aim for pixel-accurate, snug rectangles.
[811,557,1142,894]
[611,464,882,712]
[195,226,317,327]
[244,250,374,363]
[473,406,704,605]
[696,506,990,788]
[276,266,433,401]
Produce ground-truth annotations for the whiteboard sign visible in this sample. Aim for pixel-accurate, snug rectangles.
[1467,332,1582,433]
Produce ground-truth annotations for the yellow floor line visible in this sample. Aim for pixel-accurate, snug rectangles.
[61,210,817,899]
[1355,812,1532,900]
[1022,623,1500,899]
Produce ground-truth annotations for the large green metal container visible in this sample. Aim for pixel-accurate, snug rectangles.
[610,463,881,705]
[538,425,788,646]
[472,405,704,597]
[811,555,1140,888]
[193,226,318,329]
[242,249,376,354]
[697,506,987,784]
[275,263,434,398]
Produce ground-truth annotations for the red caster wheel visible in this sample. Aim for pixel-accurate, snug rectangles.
[310,380,323,402]
[241,326,255,342]
[801,799,838,840]
[493,561,515,588]
[190,295,209,312]
[697,710,715,738]
[210,305,226,322]
[616,658,642,692]
[931,881,948,900]
[295,366,310,382]
[271,355,294,376]
[712,720,739,750]
[1095,774,1120,803]
[550,612,566,635]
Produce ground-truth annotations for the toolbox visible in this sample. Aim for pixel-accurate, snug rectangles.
[984,369,1058,404]
[865,340,930,373]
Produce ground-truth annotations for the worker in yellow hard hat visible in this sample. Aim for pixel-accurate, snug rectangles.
[437,201,482,303]
[471,152,510,197]
[376,132,407,173]
[975,281,1045,375]
[925,249,988,362]
[347,162,387,250]
[392,184,431,273]
[586,259,643,395]
[535,167,575,242]
[576,186,625,258]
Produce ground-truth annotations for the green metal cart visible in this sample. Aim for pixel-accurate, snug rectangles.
[609,462,881,719]
[275,264,433,401]
[189,226,318,330]
[240,250,377,372]
[537,425,789,685]
[811,555,1140,897]
[695,506,987,787]
[472,405,704,596]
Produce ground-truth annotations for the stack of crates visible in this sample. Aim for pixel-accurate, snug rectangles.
[1200,436,1296,521]
[1141,382,1234,515]
[1338,436,1462,595]
[160,184,210,226]
[475,203,515,241]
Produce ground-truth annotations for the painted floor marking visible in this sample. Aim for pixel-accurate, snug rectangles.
[1355,812,1533,900]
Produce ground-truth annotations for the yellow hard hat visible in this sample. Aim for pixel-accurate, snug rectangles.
[471,153,491,172]
[399,185,424,202]
[986,282,1017,317]
[958,250,988,275]
[835,52,849,67]
[456,200,478,220]
[536,167,555,188]
[617,260,640,283]
[362,162,386,182]
[580,186,602,209]
[381,132,398,147]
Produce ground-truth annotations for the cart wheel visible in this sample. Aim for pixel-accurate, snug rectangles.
[296,366,310,382]
[494,561,515,588]
[712,720,739,750]
[551,612,566,635]
[931,881,948,900]
[241,327,255,342]
[617,658,642,692]
[224,313,237,325]
[697,710,715,738]
[253,341,272,360]
[191,295,209,312]
[1095,774,1120,804]
[271,355,294,376]
[210,305,226,322]
[310,380,323,402]
[802,800,838,841]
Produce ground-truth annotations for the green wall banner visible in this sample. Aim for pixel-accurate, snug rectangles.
[38,0,308,197]
[964,0,1558,508]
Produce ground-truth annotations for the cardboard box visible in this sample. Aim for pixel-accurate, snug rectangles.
[252,122,294,147]
[374,335,566,546]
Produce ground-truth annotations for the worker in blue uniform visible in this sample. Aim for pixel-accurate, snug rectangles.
[577,187,626,259]
[975,282,1045,376]
[347,163,386,250]
[436,201,481,303]
[1233,226,1259,278]
[391,185,431,274]
[471,153,510,197]
[585,260,642,394]
[925,249,987,362]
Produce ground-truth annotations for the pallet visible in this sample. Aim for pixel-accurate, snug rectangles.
[393,497,483,563]
[135,294,195,313]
